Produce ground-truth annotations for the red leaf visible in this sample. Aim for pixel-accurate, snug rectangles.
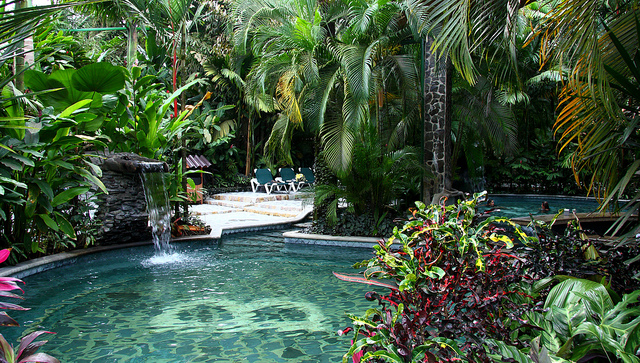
[333,272,398,290]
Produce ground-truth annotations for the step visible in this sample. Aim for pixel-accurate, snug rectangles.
[253,201,306,212]
[205,199,253,209]
[190,204,239,215]
[243,205,301,218]
[209,192,293,204]
[294,222,312,229]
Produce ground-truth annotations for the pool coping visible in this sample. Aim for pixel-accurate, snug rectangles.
[283,231,380,248]
[0,210,312,278]
[0,207,381,278]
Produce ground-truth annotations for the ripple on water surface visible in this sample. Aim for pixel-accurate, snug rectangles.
[10,232,379,363]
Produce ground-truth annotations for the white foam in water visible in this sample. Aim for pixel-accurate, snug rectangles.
[143,252,187,266]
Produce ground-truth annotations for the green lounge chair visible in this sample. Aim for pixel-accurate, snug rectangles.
[250,168,287,194]
[298,167,315,190]
[277,167,299,192]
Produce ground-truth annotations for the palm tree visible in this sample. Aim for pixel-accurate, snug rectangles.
[232,0,423,175]
[452,75,518,179]
[420,0,638,235]
[204,52,266,176]
[533,2,640,236]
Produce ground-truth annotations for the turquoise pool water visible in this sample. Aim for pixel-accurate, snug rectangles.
[478,194,601,219]
[6,232,378,362]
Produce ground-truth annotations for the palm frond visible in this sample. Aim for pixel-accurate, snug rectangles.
[276,68,304,125]
[265,112,296,164]
[320,113,357,175]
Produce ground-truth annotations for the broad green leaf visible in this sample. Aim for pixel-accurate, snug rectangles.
[49,69,102,110]
[625,316,640,354]
[0,158,22,170]
[74,112,97,123]
[37,213,58,231]
[74,167,107,193]
[0,176,26,189]
[24,69,67,107]
[485,339,534,363]
[133,75,157,91]
[33,179,54,201]
[573,322,626,360]
[6,152,34,167]
[84,160,103,177]
[55,213,76,240]
[545,278,609,309]
[52,187,90,207]
[72,62,126,93]
[187,177,196,189]
[58,99,92,119]
[49,159,74,170]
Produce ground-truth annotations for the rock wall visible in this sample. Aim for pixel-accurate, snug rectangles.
[92,153,169,245]
[94,170,151,245]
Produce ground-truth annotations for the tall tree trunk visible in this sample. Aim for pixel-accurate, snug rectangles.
[179,27,189,217]
[422,37,452,204]
[245,112,252,176]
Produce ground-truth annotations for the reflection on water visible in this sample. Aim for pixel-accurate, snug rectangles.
[10,232,378,363]
[479,195,600,218]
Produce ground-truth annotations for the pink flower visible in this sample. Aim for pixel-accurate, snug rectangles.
[0,248,10,264]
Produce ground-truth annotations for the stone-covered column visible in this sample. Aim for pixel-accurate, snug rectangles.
[423,38,453,204]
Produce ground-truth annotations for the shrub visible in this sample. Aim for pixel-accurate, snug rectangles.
[488,278,640,362]
[336,192,536,362]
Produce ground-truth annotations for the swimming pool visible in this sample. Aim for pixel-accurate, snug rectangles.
[6,231,377,362]
[478,194,602,219]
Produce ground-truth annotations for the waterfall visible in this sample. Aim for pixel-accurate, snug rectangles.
[140,165,172,253]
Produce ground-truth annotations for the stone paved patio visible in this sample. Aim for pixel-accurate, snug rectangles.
[188,191,314,238]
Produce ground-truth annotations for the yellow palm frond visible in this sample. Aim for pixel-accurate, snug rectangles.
[276,69,304,125]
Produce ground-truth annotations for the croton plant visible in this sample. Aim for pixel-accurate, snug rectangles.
[335,192,536,362]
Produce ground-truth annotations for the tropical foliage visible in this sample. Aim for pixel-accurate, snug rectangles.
[0,0,239,259]
[231,0,424,175]
[336,192,536,362]
[338,194,640,362]
[312,124,423,236]
[0,249,58,363]
[489,278,640,363]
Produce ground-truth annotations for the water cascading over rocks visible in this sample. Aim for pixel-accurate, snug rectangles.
[94,153,171,249]
[139,164,172,252]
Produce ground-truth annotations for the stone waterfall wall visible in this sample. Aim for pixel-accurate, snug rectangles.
[93,153,169,245]
[94,170,151,245]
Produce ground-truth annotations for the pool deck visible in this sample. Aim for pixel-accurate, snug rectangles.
[185,191,315,239]
[183,191,380,248]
